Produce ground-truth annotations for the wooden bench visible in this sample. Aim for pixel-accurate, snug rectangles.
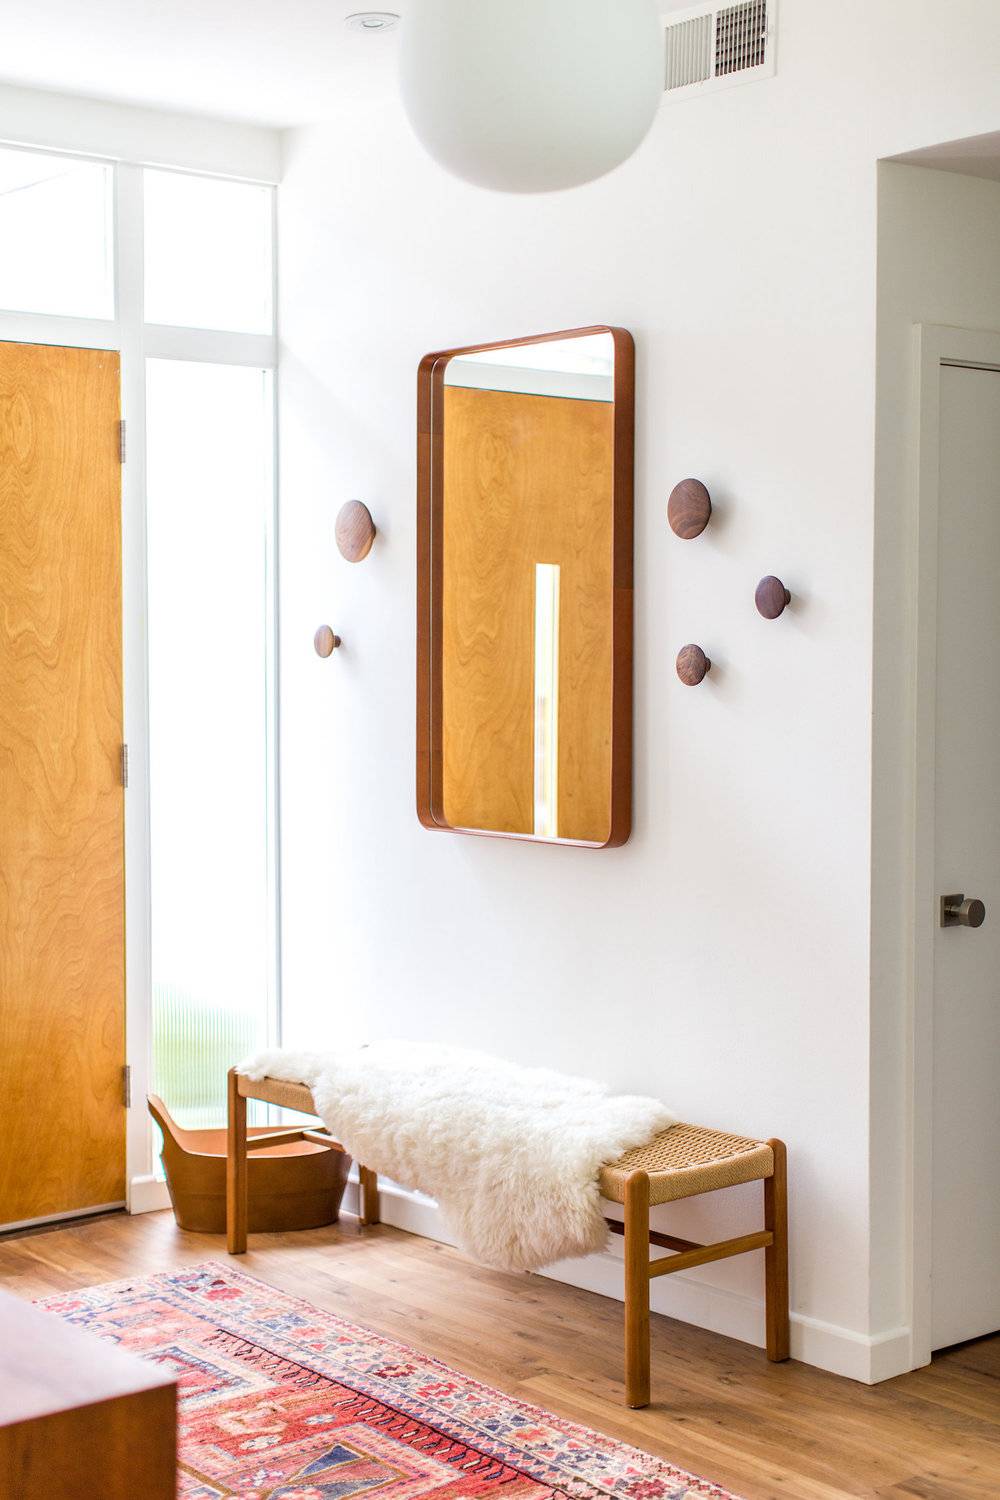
[227,1068,788,1408]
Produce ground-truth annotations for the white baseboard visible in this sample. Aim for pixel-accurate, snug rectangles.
[129,1174,171,1214]
[129,1172,912,1384]
[370,1187,914,1385]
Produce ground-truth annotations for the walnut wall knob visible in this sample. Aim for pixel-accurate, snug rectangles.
[336,500,376,562]
[314,626,342,658]
[668,479,712,539]
[755,576,791,619]
[676,644,711,685]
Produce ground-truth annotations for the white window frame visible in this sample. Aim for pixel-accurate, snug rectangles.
[0,143,280,1214]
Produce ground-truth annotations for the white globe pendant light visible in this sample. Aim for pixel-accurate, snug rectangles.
[399,0,664,194]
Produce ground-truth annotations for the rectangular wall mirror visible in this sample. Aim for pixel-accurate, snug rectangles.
[417,326,633,848]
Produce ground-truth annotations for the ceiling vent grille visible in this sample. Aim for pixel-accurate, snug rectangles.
[664,0,775,98]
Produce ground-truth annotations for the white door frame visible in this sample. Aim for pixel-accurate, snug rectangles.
[909,322,1000,1367]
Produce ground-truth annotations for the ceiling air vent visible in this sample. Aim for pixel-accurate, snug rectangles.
[664,0,775,98]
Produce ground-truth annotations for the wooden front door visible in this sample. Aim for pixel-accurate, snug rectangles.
[0,341,125,1227]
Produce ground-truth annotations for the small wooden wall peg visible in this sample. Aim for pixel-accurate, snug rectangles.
[755,576,791,619]
[314,626,342,658]
[336,500,376,562]
[668,479,712,540]
[676,644,711,685]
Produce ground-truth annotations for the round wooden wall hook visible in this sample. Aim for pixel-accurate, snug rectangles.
[668,478,712,540]
[336,500,376,562]
[676,643,711,686]
[314,625,342,658]
[755,575,791,619]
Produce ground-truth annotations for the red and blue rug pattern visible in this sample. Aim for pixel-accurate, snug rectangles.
[41,1262,740,1500]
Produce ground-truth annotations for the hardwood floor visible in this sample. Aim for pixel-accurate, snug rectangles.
[0,1210,996,1500]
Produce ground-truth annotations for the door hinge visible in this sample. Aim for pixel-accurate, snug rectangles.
[118,419,126,464]
[123,1064,132,1109]
[120,743,129,788]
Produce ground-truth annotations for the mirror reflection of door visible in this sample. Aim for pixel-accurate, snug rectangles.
[0,340,125,1229]
[440,333,617,844]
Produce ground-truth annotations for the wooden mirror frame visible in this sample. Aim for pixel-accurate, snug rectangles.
[416,324,634,848]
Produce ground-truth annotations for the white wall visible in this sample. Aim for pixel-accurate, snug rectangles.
[277,1,1000,1380]
[871,162,1000,1359]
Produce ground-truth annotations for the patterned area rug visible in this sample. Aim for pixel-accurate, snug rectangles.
[41,1262,741,1500]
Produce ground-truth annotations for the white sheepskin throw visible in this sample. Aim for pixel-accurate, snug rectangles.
[240,1041,675,1273]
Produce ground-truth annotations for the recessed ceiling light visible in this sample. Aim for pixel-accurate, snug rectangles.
[345,11,400,31]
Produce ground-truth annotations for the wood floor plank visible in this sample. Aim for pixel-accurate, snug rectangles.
[0,1211,997,1500]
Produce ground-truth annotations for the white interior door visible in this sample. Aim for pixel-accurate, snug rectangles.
[931,361,1000,1350]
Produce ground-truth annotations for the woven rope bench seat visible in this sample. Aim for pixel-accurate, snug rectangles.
[235,1073,316,1115]
[600,1124,775,1206]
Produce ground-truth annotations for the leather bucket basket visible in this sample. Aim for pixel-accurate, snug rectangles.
[148,1095,351,1235]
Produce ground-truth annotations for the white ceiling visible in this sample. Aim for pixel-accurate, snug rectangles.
[0,0,401,128]
[0,1,692,131]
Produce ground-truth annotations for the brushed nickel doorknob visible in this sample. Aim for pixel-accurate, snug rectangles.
[940,893,986,928]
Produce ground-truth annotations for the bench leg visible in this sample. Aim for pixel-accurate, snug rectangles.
[624,1170,651,1408]
[227,1067,248,1254]
[358,1166,380,1228]
[764,1138,789,1361]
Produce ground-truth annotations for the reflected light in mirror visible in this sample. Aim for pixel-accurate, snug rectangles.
[533,563,561,838]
